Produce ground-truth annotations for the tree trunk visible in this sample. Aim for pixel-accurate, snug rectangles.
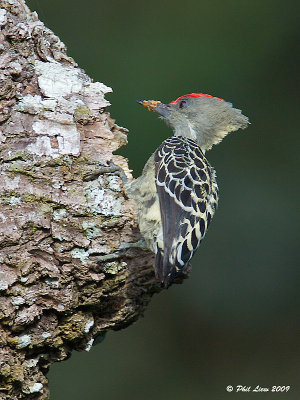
[0,1,158,398]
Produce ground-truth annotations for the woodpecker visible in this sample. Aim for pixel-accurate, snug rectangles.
[127,93,249,287]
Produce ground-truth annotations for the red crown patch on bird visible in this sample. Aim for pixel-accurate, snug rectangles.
[169,93,224,104]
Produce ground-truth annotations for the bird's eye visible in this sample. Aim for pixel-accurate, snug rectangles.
[179,100,187,109]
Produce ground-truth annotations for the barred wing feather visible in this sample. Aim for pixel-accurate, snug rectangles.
[154,136,218,287]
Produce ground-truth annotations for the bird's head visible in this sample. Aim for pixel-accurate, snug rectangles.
[138,93,249,151]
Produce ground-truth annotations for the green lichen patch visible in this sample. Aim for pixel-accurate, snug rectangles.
[22,193,54,207]
[1,195,22,206]
[59,311,93,341]
[71,248,89,264]
[40,155,73,168]
[7,162,37,179]
[101,261,124,275]
[53,209,67,221]
[74,105,95,125]
[82,221,102,239]
[2,151,33,162]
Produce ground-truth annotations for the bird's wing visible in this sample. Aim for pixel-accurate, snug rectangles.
[154,136,218,287]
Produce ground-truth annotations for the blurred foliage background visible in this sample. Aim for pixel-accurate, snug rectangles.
[27,0,299,399]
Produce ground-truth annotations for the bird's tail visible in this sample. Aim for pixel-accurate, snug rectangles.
[155,243,189,288]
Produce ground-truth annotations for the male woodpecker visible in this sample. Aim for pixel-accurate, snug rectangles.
[127,93,249,288]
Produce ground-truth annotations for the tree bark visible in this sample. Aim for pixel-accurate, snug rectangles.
[0,1,158,398]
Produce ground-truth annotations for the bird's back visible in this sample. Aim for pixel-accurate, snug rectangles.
[154,136,218,287]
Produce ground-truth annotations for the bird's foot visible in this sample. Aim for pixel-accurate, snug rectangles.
[107,160,128,184]
[118,239,149,251]
[82,160,128,183]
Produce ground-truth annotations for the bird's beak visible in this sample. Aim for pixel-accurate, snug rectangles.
[137,100,169,118]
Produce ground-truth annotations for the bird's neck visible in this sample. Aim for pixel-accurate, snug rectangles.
[173,121,231,152]
[173,122,197,141]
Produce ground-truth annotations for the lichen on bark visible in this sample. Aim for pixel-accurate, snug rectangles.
[0,1,158,399]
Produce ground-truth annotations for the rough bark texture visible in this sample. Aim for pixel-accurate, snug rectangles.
[0,1,159,398]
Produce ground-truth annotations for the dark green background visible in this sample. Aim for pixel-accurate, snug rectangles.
[26,1,299,399]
